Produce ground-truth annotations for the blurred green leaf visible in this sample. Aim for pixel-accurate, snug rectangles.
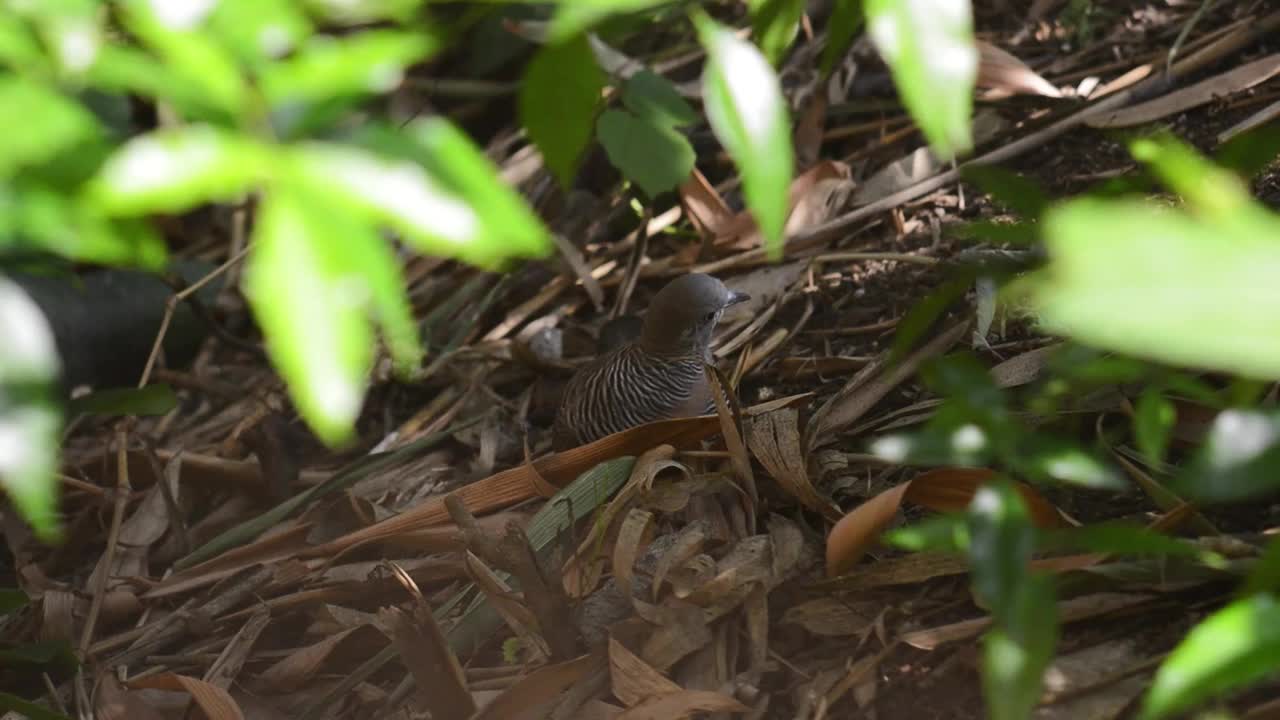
[982,574,1057,720]
[750,0,804,67]
[952,219,1039,246]
[518,34,604,188]
[549,0,669,42]
[85,43,227,122]
[118,0,248,117]
[89,126,273,215]
[406,117,554,262]
[869,402,994,467]
[597,108,695,198]
[1017,436,1124,490]
[621,70,697,128]
[1172,409,1280,503]
[210,0,313,66]
[890,277,970,361]
[0,692,73,720]
[1215,123,1280,181]
[243,187,376,446]
[865,0,976,161]
[1135,388,1176,465]
[0,13,51,71]
[0,639,77,672]
[1140,593,1280,720]
[0,77,99,178]
[967,478,1037,621]
[820,0,865,77]
[695,12,793,259]
[304,0,419,23]
[67,384,178,417]
[0,588,27,615]
[0,276,63,542]
[260,31,435,109]
[883,513,970,553]
[961,165,1050,218]
[925,353,1010,432]
[1035,197,1280,380]
[1042,522,1200,558]
[1242,536,1280,596]
[1131,134,1252,219]
[12,189,167,269]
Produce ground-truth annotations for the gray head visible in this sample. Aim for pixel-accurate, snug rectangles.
[639,273,749,356]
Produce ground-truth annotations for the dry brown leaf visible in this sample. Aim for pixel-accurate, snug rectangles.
[609,636,681,707]
[852,147,942,206]
[1087,53,1280,128]
[748,408,841,521]
[463,550,551,660]
[975,39,1063,98]
[615,689,749,719]
[613,509,655,600]
[252,624,384,693]
[128,672,245,720]
[678,167,734,240]
[651,520,710,601]
[825,468,1063,577]
[793,88,830,169]
[782,597,878,637]
[97,673,165,720]
[990,343,1061,388]
[470,653,599,720]
[382,602,475,719]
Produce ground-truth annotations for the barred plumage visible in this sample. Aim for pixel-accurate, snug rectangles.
[552,273,748,451]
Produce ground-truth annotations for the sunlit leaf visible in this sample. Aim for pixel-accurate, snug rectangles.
[1140,594,1280,720]
[865,0,976,160]
[1172,409,1280,503]
[820,0,865,77]
[304,0,419,23]
[695,12,793,259]
[597,108,695,198]
[0,76,99,178]
[1035,197,1280,380]
[750,0,804,67]
[118,0,248,116]
[0,277,62,542]
[518,34,604,188]
[12,188,167,269]
[67,384,178,417]
[89,126,273,215]
[243,187,376,446]
[260,30,435,108]
[621,70,697,128]
[883,513,969,553]
[1017,436,1125,490]
[549,0,669,42]
[1131,134,1252,219]
[209,0,313,65]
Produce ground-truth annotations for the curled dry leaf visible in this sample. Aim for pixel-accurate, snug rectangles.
[825,467,1063,577]
[127,672,246,720]
[613,508,656,600]
[782,596,879,637]
[975,39,1063,98]
[253,625,386,693]
[609,636,681,707]
[651,520,711,601]
[748,407,842,521]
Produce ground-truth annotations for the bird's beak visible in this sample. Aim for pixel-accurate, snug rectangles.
[726,290,750,307]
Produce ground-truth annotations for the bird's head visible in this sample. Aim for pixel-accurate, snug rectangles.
[639,273,749,357]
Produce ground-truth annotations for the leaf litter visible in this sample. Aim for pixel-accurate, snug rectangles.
[8,3,1280,719]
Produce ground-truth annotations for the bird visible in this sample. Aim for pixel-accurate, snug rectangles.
[552,273,749,451]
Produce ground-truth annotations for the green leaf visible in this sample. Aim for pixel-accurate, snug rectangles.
[1135,388,1176,465]
[883,513,969,553]
[1035,197,1280,380]
[865,0,976,161]
[621,70,697,128]
[209,0,313,66]
[967,478,1037,621]
[12,189,167,269]
[1042,523,1201,558]
[549,0,669,42]
[84,44,227,121]
[1215,123,1280,181]
[750,0,804,66]
[961,165,1050,218]
[303,0,419,23]
[260,31,436,109]
[88,126,273,215]
[820,0,865,77]
[1140,594,1280,720]
[952,219,1039,246]
[518,34,605,188]
[596,109,695,198]
[0,277,63,542]
[0,588,28,616]
[695,12,793,259]
[0,76,99,178]
[1242,536,1280,596]
[243,187,377,446]
[67,384,178,417]
[1172,409,1280,503]
[0,692,73,720]
[982,574,1057,720]
[1131,134,1252,219]
[0,13,51,72]
[1017,436,1125,490]
[406,118,554,262]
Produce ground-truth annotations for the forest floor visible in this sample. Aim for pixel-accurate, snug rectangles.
[6,2,1280,719]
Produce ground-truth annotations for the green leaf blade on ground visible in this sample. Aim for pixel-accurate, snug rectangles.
[243,186,377,446]
[88,126,273,215]
[865,0,976,161]
[597,108,695,198]
[518,33,604,188]
[1140,593,1280,720]
[695,12,793,259]
[0,277,63,542]
[1034,197,1280,380]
